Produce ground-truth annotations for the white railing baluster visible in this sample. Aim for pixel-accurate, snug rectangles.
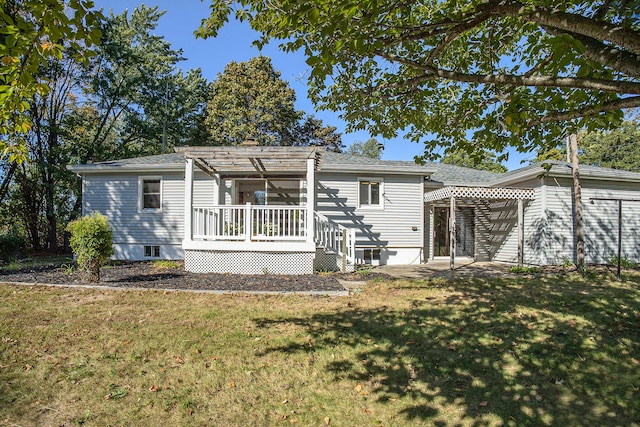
[313,212,356,271]
[193,205,308,241]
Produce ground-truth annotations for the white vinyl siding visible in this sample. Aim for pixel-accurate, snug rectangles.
[316,172,424,264]
[492,177,640,266]
[83,172,184,253]
[489,179,544,265]
[193,171,217,208]
[582,179,640,264]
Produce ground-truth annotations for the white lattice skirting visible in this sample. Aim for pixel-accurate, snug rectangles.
[313,248,355,272]
[185,249,315,275]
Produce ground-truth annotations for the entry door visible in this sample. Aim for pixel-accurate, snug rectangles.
[433,207,475,257]
[434,207,450,256]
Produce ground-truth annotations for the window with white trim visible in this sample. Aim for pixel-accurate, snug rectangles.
[139,177,161,211]
[358,179,383,208]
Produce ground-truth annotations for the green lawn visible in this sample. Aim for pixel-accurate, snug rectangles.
[1,271,639,426]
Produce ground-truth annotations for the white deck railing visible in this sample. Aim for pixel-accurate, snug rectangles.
[192,205,357,268]
[314,212,357,267]
[193,204,307,241]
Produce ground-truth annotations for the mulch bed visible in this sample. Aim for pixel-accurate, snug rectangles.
[0,261,351,293]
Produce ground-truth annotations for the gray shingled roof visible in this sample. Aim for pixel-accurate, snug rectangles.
[67,153,185,173]
[322,151,499,183]
[68,150,640,185]
[321,151,435,175]
[94,153,185,166]
[67,150,499,184]
[493,160,640,185]
[422,162,500,185]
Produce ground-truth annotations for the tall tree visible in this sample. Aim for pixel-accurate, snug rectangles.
[293,115,343,152]
[199,0,640,160]
[441,147,508,173]
[347,138,383,159]
[75,6,210,161]
[579,119,640,171]
[3,5,210,253]
[0,0,103,162]
[205,56,301,146]
[205,56,342,148]
[534,119,640,171]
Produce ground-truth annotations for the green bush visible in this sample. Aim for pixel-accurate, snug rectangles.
[66,212,114,282]
[0,230,26,262]
[609,256,637,268]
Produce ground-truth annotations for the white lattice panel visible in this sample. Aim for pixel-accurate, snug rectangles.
[425,186,535,202]
[185,250,315,275]
[314,248,355,272]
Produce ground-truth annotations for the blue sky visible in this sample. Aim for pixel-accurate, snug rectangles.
[93,0,531,169]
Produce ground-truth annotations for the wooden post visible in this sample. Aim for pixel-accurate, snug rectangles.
[184,158,194,243]
[570,133,584,271]
[245,202,252,242]
[341,230,347,272]
[306,158,315,243]
[517,198,524,266]
[428,204,435,261]
[449,196,455,270]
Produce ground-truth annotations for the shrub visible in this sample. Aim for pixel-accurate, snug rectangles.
[609,256,637,268]
[0,230,26,262]
[66,212,114,282]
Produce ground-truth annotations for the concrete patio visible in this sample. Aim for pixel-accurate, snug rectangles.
[375,259,516,279]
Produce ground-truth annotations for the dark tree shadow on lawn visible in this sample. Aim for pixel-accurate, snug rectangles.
[254,274,640,425]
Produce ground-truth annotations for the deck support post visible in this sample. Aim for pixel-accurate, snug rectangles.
[306,158,315,243]
[184,158,194,243]
[449,196,456,270]
[245,202,252,242]
[517,198,524,266]
[428,204,435,261]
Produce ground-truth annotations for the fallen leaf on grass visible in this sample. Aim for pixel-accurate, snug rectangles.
[174,356,184,364]
[479,401,488,407]
[324,416,330,425]
[149,385,158,392]
[631,358,639,365]
[24,364,32,371]
[229,381,235,388]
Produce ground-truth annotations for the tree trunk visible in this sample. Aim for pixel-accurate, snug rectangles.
[570,133,585,271]
[0,162,17,203]
[88,259,100,283]
[44,172,57,254]
[16,165,43,252]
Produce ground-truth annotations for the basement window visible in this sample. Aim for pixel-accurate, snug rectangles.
[144,245,160,258]
[362,248,381,266]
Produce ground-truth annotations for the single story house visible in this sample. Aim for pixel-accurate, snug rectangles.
[68,145,640,274]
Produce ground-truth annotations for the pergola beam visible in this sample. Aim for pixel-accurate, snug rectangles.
[175,146,322,175]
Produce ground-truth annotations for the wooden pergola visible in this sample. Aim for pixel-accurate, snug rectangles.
[174,146,323,177]
[175,146,324,250]
[424,186,536,269]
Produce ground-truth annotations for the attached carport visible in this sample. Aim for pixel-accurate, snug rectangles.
[424,186,535,269]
